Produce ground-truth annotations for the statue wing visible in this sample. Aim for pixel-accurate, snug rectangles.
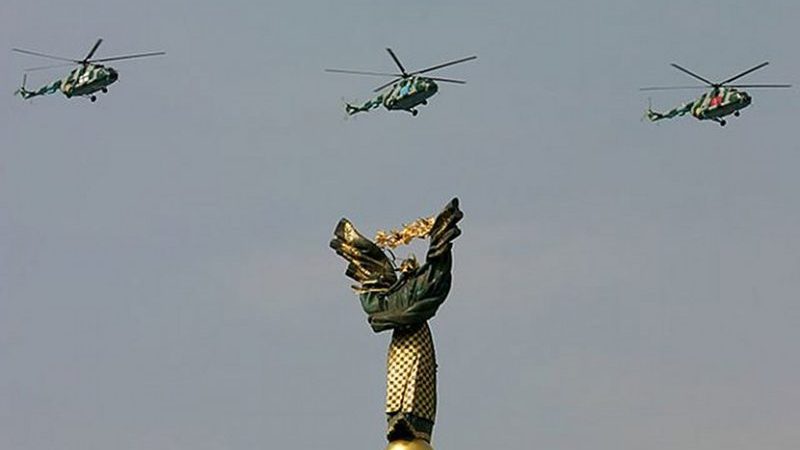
[425,197,463,262]
[330,218,398,292]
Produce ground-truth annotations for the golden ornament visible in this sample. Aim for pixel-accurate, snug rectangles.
[385,439,434,450]
[375,216,436,249]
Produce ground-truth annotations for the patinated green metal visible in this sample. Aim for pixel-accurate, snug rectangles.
[330,198,463,445]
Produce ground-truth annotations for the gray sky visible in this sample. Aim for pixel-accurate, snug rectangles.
[2,1,799,449]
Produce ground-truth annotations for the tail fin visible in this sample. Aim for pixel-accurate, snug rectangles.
[339,97,360,117]
[644,98,664,122]
[14,74,29,98]
[345,102,362,116]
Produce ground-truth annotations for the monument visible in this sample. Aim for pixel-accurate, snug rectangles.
[330,198,463,450]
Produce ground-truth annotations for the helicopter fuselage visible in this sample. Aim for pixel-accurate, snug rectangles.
[642,61,790,126]
[691,87,751,122]
[382,76,438,112]
[13,39,163,102]
[60,64,119,98]
[328,48,474,116]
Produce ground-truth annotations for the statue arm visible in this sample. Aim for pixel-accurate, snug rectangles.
[361,198,463,332]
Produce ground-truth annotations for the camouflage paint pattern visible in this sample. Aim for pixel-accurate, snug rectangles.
[17,64,119,100]
[647,87,752,124]
[346,77,439,116]
[15,79,62,99]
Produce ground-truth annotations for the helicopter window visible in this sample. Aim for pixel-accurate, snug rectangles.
[399,79,412,96]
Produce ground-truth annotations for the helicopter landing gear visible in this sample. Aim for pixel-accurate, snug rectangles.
[90,95,97,102]
[734,110,740,117]
[101,87,108,93]
[719,119,726,126]
[410,109,419,116]
[421,100,428,105]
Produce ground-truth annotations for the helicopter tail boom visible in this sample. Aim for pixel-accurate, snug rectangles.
[344,95,385,116]
[645,108,667,122]
[14,75,62,100]
[345,103,363,115]
[645,100,694,122]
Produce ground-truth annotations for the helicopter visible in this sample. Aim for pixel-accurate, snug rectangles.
[641,62,791,126]
[326,48,476,116]
[12,38,165,102]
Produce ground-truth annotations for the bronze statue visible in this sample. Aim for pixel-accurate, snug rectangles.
[330,198,463,450]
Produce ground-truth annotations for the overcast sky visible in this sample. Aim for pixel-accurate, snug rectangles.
[2,1,799,450]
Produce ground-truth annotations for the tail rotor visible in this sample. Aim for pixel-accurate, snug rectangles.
[642,97,658,122]
[340,96,352,121]
[14,73,28,97]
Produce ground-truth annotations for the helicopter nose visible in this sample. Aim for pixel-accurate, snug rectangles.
[107,68,119,81]
[740,91,751,104]
[427,80,438,93]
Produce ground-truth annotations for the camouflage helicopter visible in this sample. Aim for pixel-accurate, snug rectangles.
[326,48,476,116]
[12,38,165,102]
[641,62,791,126]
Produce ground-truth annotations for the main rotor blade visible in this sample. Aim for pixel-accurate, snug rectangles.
[325,68,403,77]
[89,51,166,63]
[727,83,792,88]
[412,55,477,75]
[639,85,708,91]
[427,76,466,84]
[12,47,77,63]
[373,78,402,93]
[24,62,76,72]
[670,63,715,86]
[83,38,103,62]
[720,61,770,85]
[386,48,408,76]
